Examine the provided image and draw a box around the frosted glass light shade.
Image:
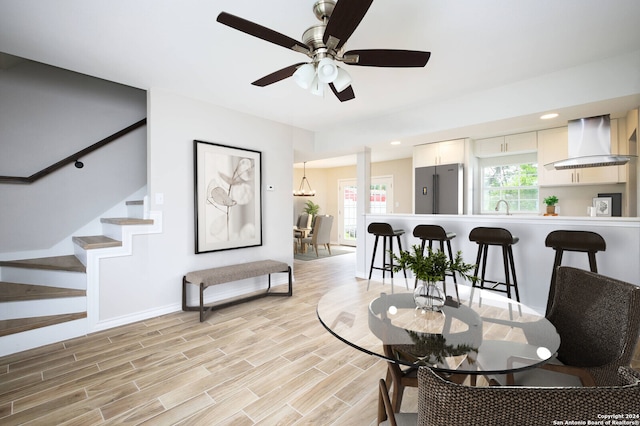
[332,66,352,92]
[293,63,316,89]
[317,57,338,83]
[310,76,325,96]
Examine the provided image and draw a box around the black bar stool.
[367,222,407,281]
[469,227,520,301]
[544,230,606,314]
[413,224,459,300]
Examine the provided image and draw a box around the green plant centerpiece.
[302,200,320,229]
[391,244,476,311]
[544,195,559,214]
[303,200,320,216]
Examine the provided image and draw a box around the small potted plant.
[544,195,559,215]
[390,245,476,311]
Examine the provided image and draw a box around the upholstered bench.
[182,259,292,321]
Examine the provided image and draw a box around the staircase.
[0,199,162,357]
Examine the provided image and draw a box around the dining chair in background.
[293,213,311,238]
[299,215,333,257]
[503,266,640,387]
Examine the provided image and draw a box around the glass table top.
[316,281,560,375]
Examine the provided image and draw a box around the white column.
[356,148,371,278]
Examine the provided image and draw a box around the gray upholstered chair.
[408,366,640,426]
[499,266,640,387]
[300,215,333,257]
[293,213,312,239]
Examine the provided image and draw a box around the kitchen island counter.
[360,214,639,313]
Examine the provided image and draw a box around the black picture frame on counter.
[597,192,622,217]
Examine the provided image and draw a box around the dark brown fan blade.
[323,0,373,51]
[329,83,355,102]
[251,63,306,87]
[343,49,431,67]
[217,12,310,54]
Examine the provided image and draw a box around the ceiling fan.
[216,0,431,102]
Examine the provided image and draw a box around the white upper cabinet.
[537,121,624,186]
[414,139,465,167]
[475,132,537,158]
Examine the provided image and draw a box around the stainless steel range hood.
[545,114,635,170]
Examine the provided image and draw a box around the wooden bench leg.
[182,276,214,322]
[182,276,188,311]
[200,283,204,322]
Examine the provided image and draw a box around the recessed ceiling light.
[540,113,559,120]
[390,140,401,145]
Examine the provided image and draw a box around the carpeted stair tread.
[0,312,86,337]
[0,255,86,272]
[0,282,86,302]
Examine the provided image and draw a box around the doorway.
[338,176,394,246]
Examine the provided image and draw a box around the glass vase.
[414,281,445,311]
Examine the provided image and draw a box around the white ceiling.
[1,0,639,168]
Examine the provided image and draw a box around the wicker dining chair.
[410,366,640,426]
[503,266,640,387]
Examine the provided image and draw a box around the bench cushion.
[185,260,289,287]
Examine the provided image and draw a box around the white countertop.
[377,213,640,224]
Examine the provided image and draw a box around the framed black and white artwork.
[194,140,262,253]
[593,196,612,217]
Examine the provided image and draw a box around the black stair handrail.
[0,118,147,184]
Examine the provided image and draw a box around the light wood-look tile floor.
[1,250,639,425]
[0,251,412,425]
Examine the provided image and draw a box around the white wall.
[97,89,300,322]
[0,60,146,254]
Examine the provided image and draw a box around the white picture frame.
[592,196,612,217]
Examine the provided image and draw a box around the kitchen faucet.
[495,199,511,215]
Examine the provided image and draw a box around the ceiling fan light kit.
[310,77,325,96]
[293,63,316,89]
[293,60,352,97]
[317,57,338,83]
[217,0,430,102]
[332,67,352,92]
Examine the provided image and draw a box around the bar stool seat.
[367,223,407,282]
[413,224,459,299]
[469,227,520,301]
[544,230,606,314]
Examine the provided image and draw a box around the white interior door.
[338,176,393,246]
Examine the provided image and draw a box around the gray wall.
[0,59,146,253]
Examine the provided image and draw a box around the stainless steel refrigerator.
[415,163,463,214]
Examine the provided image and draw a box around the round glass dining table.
[316,281,561,375]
